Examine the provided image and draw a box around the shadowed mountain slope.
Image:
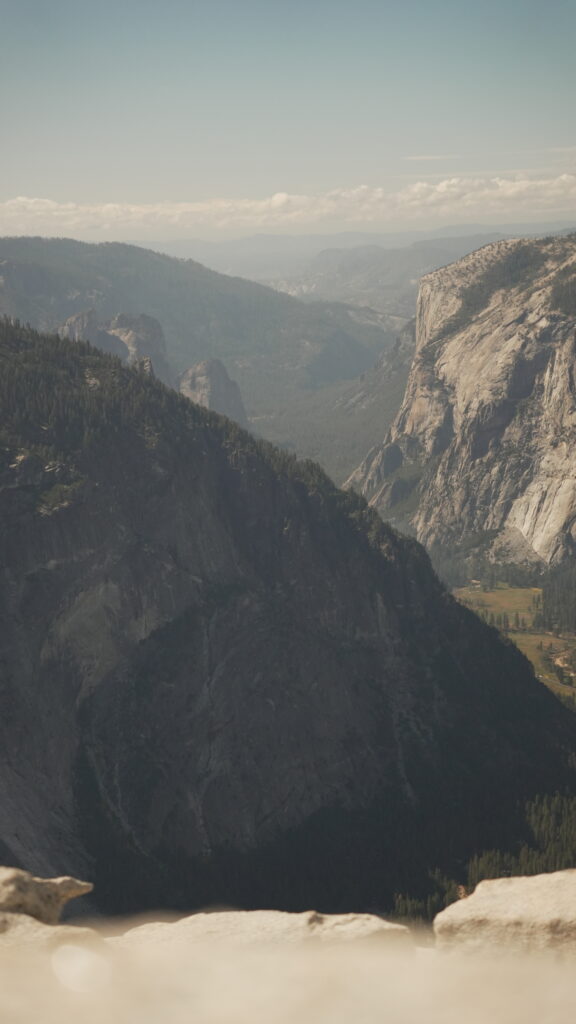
[1,319,576,915]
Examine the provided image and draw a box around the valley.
[454,583,576,701]
[0,234,496,482]
[2,226,576,923]
[2,317,576,919]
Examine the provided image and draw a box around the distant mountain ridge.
[0,235,393,383]
[135,221,576,280]
[269,234,505,315]
[0,235,398,468]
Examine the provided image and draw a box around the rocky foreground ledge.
[2,867,576,1022]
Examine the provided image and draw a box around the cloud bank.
[1,174,575,237]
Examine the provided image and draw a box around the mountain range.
[269,235,505,316]
[0,235,402,476]
[1,317,575,915]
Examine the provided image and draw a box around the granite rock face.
[435,870,576,954]
[1,321,576,915]
[178,358,249,427]
[60,311,173,384]
[348,235,576,564]
[105,314,173,384]
[60,310,128,360]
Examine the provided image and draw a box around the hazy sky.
[2,0,576,238]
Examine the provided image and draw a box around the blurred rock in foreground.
[434,868,576,954]
[112,908,412,949]
[0,867,93,925]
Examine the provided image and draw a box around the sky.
[2,0,576,239]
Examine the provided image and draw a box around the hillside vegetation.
[0,237,399,470]
[2,318,576,919]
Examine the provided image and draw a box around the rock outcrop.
[0,867,95,948]
[348,235,576,565]
[434,870,576,955]
[5,866,576,1020]
[105,314,173,384]
[0,867,92,925]
[178,358,249,427]
[114,909,412,949]
[60,311,173,384]
[2,320,576,916]
[60,311,128,359]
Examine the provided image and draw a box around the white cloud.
[1,173,576,237]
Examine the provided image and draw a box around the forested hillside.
[2,318,576,917]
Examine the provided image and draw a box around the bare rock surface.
[0,911,98,948]
[178,358,249,427]
[1,940,576,1023]
[0,867,93,924]
[348,234,576,564]
[60,310,173,383]
[105,313,173,383]
[59,310,128,359]
[435,869,576,954]
[112,908,412,949]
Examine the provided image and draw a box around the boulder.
[0,866,93,925]
[114,908,413,949]
[178,358,249,427]
[434,870,576,954]
[0,911,98,948]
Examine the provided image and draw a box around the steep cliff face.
[348,236,576,565]
[1,320,576,915]
[178,358,248,427]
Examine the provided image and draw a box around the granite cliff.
[348,235,576,566]
[60,311,173,384]
[1,319,576,916]
[178,358,248,427]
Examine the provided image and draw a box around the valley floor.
[454,584,576,704]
